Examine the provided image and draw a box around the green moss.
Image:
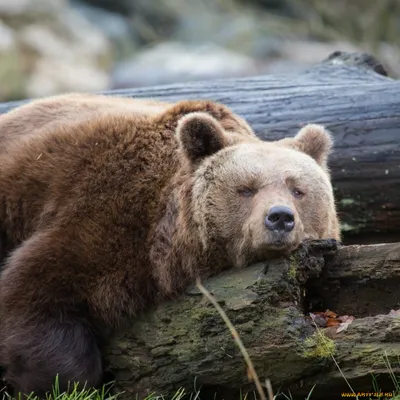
[287,256,297,280]
[340,198,357,206]
[190,306,217,321]
[303,331,336,359]
[0,50,26,101]
[349,344,400,368]
[222,283,236,289]
[340,222,357,232]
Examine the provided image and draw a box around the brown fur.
[0,93,169,143]
[0,94,340,396]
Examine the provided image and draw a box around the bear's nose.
[265,206,295,233]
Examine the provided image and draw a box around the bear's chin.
[234,237,300,268]
[254,234,301,260]
[266,232,298,251]
[259,229,298,250]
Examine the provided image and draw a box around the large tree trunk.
[105,240,400,399]
[0,51,399,241]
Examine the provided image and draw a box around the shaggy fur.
[0,94,340,396]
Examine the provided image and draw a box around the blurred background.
[0,0,399,102]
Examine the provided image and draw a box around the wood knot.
[324,51,388,77]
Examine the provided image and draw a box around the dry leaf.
[310,309,356,331]
[336,316,355,333]
[325,310,338,318]
[326,318,341,327]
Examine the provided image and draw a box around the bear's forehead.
[200,142,330,188]
[228,143,318,172]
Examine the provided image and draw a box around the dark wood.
[307,242,400,318]
[0,52,399,240]
[105,240,400,400]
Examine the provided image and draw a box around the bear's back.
[0,105,180,257]
[0,94,171,147]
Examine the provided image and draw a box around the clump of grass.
[139,386,200,400]
[1,377,119,400]
[1,377,204,400]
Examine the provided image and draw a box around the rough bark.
[105,240,400,400]
[0,52,399,240]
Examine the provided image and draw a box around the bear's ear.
[176,112,228,165]
[292,124,333,168]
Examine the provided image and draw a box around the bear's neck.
[148,173,230,300]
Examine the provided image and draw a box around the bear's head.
[176,112,340,268]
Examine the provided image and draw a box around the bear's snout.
[265,206,295,233]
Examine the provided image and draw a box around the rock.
[0,0,112,101]
[75,0,135,15]
[77,0,178,44]
[70,0,138,59]
[0,20,15,49]
[26,58,109,99]
[0,0,66,17]
[0,21,26,101]
[111,41,261,89]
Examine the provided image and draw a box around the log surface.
[105,240,400,400]
[0,52,399,239]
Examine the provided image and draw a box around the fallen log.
[0,51,399,241]
[105,240,400,400]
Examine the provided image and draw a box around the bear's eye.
[237,187,258,197]
[291,188,304,198]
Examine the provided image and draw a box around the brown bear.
[0,93,340,397]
